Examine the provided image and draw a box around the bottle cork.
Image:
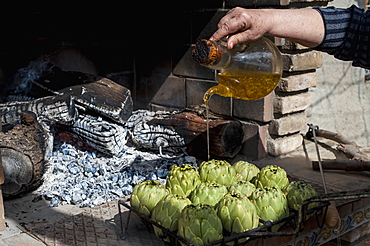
[192,39,222,66]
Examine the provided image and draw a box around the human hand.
[210,7,271,49]
[210,7,324,49]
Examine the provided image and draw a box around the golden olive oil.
[204,71,281,102]
[203,71,281,160]
[205,100,210,160]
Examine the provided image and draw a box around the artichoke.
[233,161,260,182]
[251,187,289,224]
[189,182,228,206]
[199,159,236,186]
[166,164,201,197]
[228,180,256,198]
[284,181,317,210]
[215,191,259,234]
[178,204,223,245]
[254,165,289,190]
[151,194,192,241]
[130,180,168,217]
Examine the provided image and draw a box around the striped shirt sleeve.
[313,5,370,69]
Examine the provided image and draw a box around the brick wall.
[110,0,331,159]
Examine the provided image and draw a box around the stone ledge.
[267,133,303,156]
[269,112,307,136]
[274,92,312,115]
[282,51,322,72]
[277,72,317,92]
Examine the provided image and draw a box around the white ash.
[33,109,196,207]
[35,141,197,207]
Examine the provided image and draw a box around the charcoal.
[35,139,197,207]
[147,172,157,180]
[50,197,60,207]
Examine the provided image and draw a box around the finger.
[211,15,250,42]
[217,8,239,29]
[211,7,244,41]
[210,18,234,41]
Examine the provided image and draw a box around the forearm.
[212,5,370,69]
[265,8,325,48]
[211,7,325,49]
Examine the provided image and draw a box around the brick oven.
[0,1,328,160]
[126,0,327,159]
[3,2,370,246]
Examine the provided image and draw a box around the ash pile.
[0,58,197,207]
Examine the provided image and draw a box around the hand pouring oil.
[193,37,283,160]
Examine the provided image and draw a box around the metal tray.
[118,196,330,246]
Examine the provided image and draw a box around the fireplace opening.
[2,2,370,246]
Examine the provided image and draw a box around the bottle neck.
[204,45,231,70]
[192,39,231,70]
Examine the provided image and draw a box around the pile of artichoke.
[130,160,318,245]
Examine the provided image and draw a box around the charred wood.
[0,112,50,196]
[0,94,77,125]
[59,78,133,125]
[64,114,128,156]
[132,122,186,155]
[7,64,133,125]
[148,109,244,159]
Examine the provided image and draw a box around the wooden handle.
[325,201,340,229]
[312,160,370,172]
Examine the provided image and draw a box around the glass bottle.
[192,37,282,102]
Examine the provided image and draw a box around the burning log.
[59,78,133,125]
[0,94,77,125]
[132,121,186,155]
[148,108,244,159]
[0,112,51,196]
[6,65,133,126]
[2,68,134,156]
[65,114,128,156]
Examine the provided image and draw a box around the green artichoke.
[166,164,201,197]
[233,161,260,182]
[228,180,256,198]
[189,182,228,206]
[151,194,192,241]
[254,165,289,190]
[215,191,259,234]
[251,187,289,224]
[178,204,223,245]
[199,159,236,186]
[284,181,317,211]
[130,180,168,217]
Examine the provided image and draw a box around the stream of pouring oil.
[203,71,281,160]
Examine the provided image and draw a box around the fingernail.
[228,42,234,49]
[210,36,215,41]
